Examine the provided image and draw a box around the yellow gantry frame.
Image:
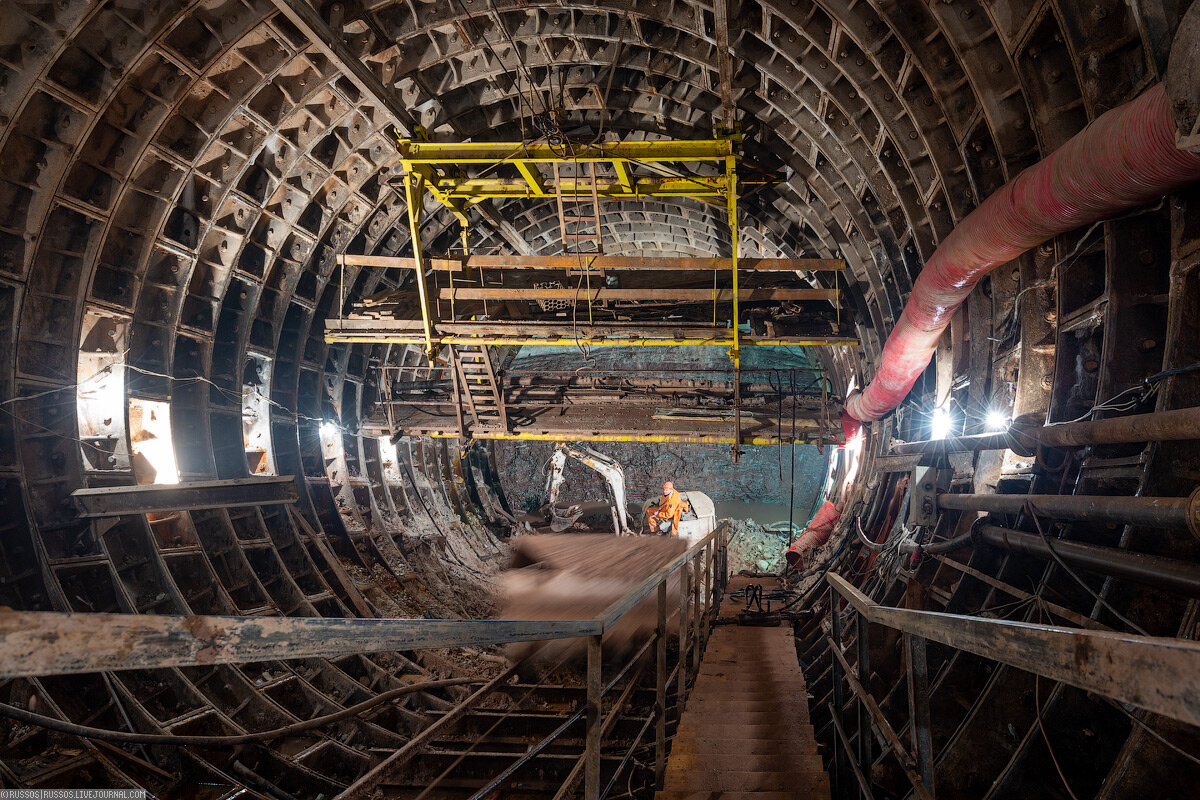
[393,134,745,360]
[393,132,750,455]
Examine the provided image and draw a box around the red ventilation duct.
[785,500,842,569]
[844,83,1200,427]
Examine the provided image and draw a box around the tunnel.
[1,0,1200,798]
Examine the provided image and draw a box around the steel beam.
[655,581,668,789]
[437,286,838,302]
[396,138,735,163]
[938,490,1200,536]
[827,573,1200,728]
[891,406,1200,456]
[0,612,599,678]
[391,429,840,446]
[904,634,935,796]
[72,476,298,518]
[825,633,934,800]
[585,635,603,800]
[337,254,846,272]
[976,524,1200,598]
[829,588,849,799]
[857,615,873,791]
[828,703,876,800]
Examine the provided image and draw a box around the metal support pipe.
[891,406,1200,456]
[679,558,690,714]
[585,634,602,800]
[938,490,1200,537]
[691,552,702,674]
[829,588,849,799]
[655,582,667,789]
[976,524,1200,598]
[856,616,873,793]
[904,635,935,796]
[828,703,877,800]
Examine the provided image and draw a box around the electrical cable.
[593,12,630,144]
[1022,501,1150,636]
[449,0,544,122]
[1101,698,1200,768]
[788,369,796,535]
[0,678,477,747]
[484,0,551,118]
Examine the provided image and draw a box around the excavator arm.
[542,443,633,535]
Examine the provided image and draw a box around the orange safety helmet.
[662,481,675,495]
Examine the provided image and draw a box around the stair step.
[659,576,830,800]
[662,771,828,792]
[656,793,817,800]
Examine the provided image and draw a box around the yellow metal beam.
[402,172,434,356]
[613,160,635,193]
[514,162,549,196]
[398,430,840,446]
[725,152,741,460]
[416,176,727,201]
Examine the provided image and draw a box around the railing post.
[829,587,850,799]
[655,580,667,788]
[720,524,728,599]
[691,551,702,673]
[679,559,690,712]
[857,614,873,796]
[703,542,714,645]
[904,633,935,797]
[586,634,603,800]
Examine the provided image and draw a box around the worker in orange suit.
[647,481,684,535]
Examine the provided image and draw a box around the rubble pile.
[724,517,797,574]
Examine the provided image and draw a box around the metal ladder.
[451,343,508,433]
[553,160,604,268]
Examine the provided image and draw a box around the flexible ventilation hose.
[845,83,1200,428]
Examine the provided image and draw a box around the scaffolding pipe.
[844,83,1200,428]
[891,406,1200,456]
[975,525,1200,598]
[938,491,1200,537]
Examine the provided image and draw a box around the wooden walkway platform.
[657,577,831,800]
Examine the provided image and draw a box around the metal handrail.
[1,525,728,800]
[826,572,1200,727]
[0,523,728,679]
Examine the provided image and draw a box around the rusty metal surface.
[0,0,1193,795]
[71,475,298,517]
[827,573,1200,728]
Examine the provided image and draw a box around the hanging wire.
[1021,501,1150,636]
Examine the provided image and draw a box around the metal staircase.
[451,343,508,434]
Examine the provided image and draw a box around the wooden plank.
[337,254,846,272]
[439,287,837,302]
